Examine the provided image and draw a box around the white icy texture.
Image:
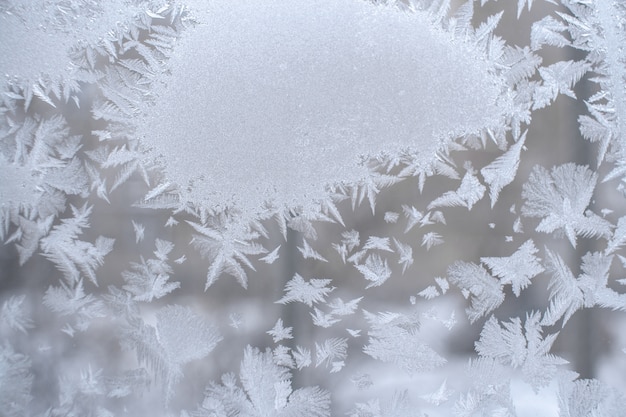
[0,163,38,208]
[0,0,145,81]
[140,0,508,215]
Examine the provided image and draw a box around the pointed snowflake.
[363,310,446,374]
[428,165,486,210]
[267,319,293,343]
[187,216,267,289]
[481,131,527,207]
[481,239,544,296]
[447,261,505,323]
[521,163,612,247]
[475,312,566,388]
[276,274,335,307]
[201,346,330,416]
[355,254,392,288]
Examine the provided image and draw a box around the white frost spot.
[140,0,508,216]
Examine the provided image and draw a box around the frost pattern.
[138,0,508,216]
[2,0,626,416]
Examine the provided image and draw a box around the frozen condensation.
[139,0,509,215]
[0,163,38,208]
[0,0,146,82]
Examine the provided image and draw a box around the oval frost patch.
[139,0,508,215]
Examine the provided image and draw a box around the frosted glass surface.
[2,1,626,416]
